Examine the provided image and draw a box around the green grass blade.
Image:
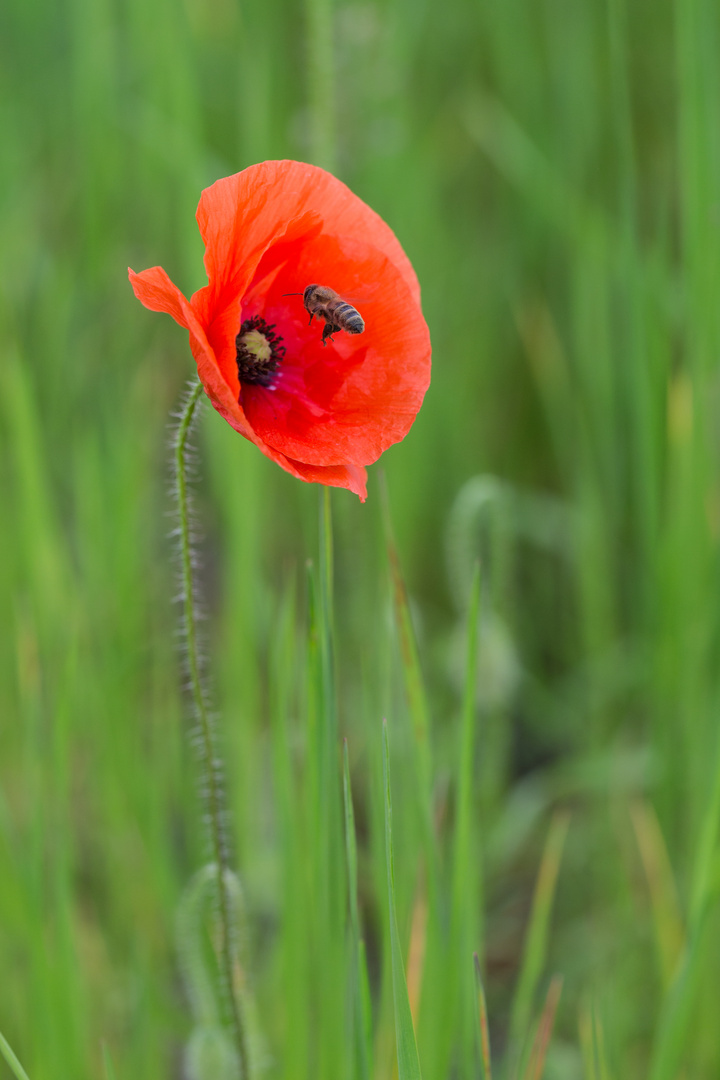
[579,996,612,1080]
[379,477,438,906]
[473,954,492,1080]
[630,800,684,989]
[357,938,373,1080]
[508,812,570,1066]
[688,736,720,931]
[522,974,562,1080]
[648,901,712,1080]
[578,999,599,1080]
[304,490,346,1079]
[318,487,336,734]
[446,564,482,1075]
[380,477,432,793]
[451,563,482,934]
[304,0,335,170]
[102,1043,118,1080]
[342,740,361,944]
[383,720,423,1080]
[343,740,372,1080]
[0,1031,31,1080]
[594,1006,612,1080]
[647,732,720,1077]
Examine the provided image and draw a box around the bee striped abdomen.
[334,302,365,334]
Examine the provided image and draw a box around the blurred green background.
[3,0,720,1076]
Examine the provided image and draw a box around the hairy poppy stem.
[173,378,250,1079]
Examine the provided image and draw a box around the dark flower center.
[236,316,286,388]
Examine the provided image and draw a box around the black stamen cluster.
[235,316,286,388]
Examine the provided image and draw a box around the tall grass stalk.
[507,812,570,1072]
[0,1030,31,1080]
[304,0,335,170]
[447,564,482,1076]
[343,740,373,1080]
[383,719,423,1080]
[173,379,250,1079]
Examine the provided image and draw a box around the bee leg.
[308,313,314,326]
[323,324,343,345]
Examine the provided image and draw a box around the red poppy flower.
[129,160,431,500]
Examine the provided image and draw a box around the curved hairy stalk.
[173,378,250,1079]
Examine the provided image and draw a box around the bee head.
[303,284,319,307]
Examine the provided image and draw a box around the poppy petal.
[196,161,421,310]
[129,266,190,328]
[283,459,368,500]
[239,233,431,466]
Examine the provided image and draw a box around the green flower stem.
[174,378,250,1079]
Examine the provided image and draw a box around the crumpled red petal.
[196,161,421,312]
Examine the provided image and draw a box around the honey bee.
[285,284,365,345]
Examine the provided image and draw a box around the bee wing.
[338,291,376,307]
